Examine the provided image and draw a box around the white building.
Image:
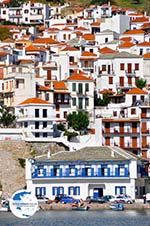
[26,146,148,200]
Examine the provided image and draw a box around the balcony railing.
[125,70,136,77]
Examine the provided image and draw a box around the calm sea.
[0,210,150,226]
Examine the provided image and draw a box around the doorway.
[93,188,103,198]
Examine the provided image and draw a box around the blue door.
[93,188,103,198]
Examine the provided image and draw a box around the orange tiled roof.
[120,37,132,42]
[76,27,88,31]
[100,47,118,54]
[0,51,8,57]
[25,45,45,52]
[137,41,150,47]
[48,28,60,32]
[19,97,50,105]
[99,89,115,94]
[61,46,78,51]
[67,71,93,81]
[81,51,97,57]
[123,29,145,35]
[82,33,95,41]
[127,87,148,95]
[143,53,150,59]
[119,41,135,48]
[33,38,58,45]
[53,81,68,90]
[37,85,51,92]
[132,17,149,23]
[62,27,72,31]
[91,21,101,26]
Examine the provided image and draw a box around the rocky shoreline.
[39,202,150,211]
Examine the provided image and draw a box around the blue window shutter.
[35,187,38,196]
[66,168,69,177]
[52,187,56,196]
[68,187,71,195]
[51,168,54,177]
[75,168,78,176]
[107,168,110,177]
[91,168,94,176]
[115,186,118,195]
[43,169,46,177]
[43,187,46,196]
[115,167,119,177]
[82,168,85,176]
[125,168,128,177]
[74,187,76,195]
[98,168,101,176]
[59,168,62,177]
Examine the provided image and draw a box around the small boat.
[109,203,124,211]
[0,200,10,212]
[72,205,89,211]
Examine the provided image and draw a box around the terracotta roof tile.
[82,33,95,41]
[127,87,148,95]
[137,41,150,47]
[25,45,45,52]
[81,51,97,57]
[37,85,51,92]
[100,47,118,54]
[67,71,93,81]
[99,89,115,94]
[62,27,72,31]
[143,53,150,59]
[53,81,68,90]
[120,37,132,42]
[119,41,135,48]
[76,27,88,31]
[123,29,145,35]
[132,17,149,23]
[19,97,50,105]
[61,46,78,51]
[0,51,8,57]
[33,38,58,45]
[91,21,101,26]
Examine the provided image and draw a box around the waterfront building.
[26,146,148,200]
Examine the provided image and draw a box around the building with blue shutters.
[26,146,148,200]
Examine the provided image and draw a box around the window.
[35,109,39,118]
[69,167,75,176]
[35,121,39,129]
[45,93,49,101]
[56,114,60,118]
[43,133,47,137]
[69,56,74,63]
[131,108,136,115]
[140,49,143,55]
[72,98,76,106]
[43,109,47,118]
[115,186,126,195]
[35,187,46,197]
[101,166,107,176]
[35,133,40,137]
[25,17,28,22]
[72,83,76,91]
[24,9,29,13]
[79,98,83,109]
[85,98,89,107]
[135,63,139,71]
[78,83,83,94]
[109,77,113,84]
[113,111,117,117]
[85,83,89,92]
[63,34,66,40]
[141,95,144,102]
[68,186,80,195]
[119,166,125,176]
[105,37,108,43]
[19,67,22,73]
[102,65,106,71]
[120,63,124,71]
[43,121,47,128]
[24,122,28,128]
[52,187,64,196]
[3,10,6,15]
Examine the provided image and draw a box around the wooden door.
[105,137,110,145]
[47,69,52,80]
[141,122,147,133]
[142,136,147,148]
[120,137,124,148]
[128,77,132,85]
[132,122,137,133]
[105,122,110,133]
[119,122,124,133]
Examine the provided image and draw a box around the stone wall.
[0,141,68,196]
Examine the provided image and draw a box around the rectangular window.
[101,167,107,176]
[35,187,46,197]
[119,167,125,176]
[115,186,126,195]
[120,63,124,71]
[43,109,47,118]
[43,133,47,137]
[52,187,64,196]
[72,98,76,106]
[102,65,106,71]
[35,132,40,137]
[78,83,83,94]
[24,122,28,128]
[68,187,80,196]
[85,83,89,92]
[35,121,39,129]
[131,108,136,115]
[43,121,47,128]
[109,77,113,84]
[85,98,89,107]
[35,109,39,118]
[69,167,75,176]
[72,83,76,91]
[68,187,74,196]
[135,63,139,71]
[79,98,83,109]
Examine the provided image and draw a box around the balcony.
[125,70,136,77]
[116,83,133,89]
[98,71,115,77]
[43,62,57,70]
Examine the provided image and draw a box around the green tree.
[67,111,89,132]
[144,0,150,16]
[94,92,111,106]
[0,27,12,41]
[135,78,147,89]
[0,105,16,128]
